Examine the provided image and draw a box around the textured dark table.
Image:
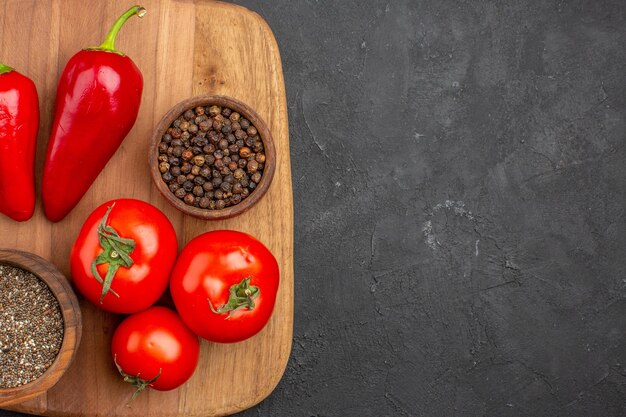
[3,1,626,416]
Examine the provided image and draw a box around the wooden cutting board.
[0,1,293,416]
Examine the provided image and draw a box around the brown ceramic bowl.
[149,95,276,220]
[0,249,82,407]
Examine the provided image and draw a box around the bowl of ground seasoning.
[149,95,276,220]
[0,249,82,406]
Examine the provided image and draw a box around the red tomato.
[170,230,280,343]
[111,306,199,397]
[70,199,178,314]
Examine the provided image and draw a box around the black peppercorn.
[193,186,204,197]
[182,149,193,161]
[159,142,169,153]
[251,172,262,183]
[171,166,181,176]
[199,197,210,208]
[247,160,259,173]
[192,155,205,166]
[177,175,187,185]
[162,172,173,182]
[235,129,247,141]
[199,121,210,132]
[209,105,221,116]
[184,193,195,205]
[183,181,194,192]
[194,176,206,186]
[215,199,226,210]
[233,168,245,179]
[239,147,251,158]
[162,133,173,143]
[181,162,192,174]
[184,110,194,120]
[220,182,232,192]
[169,183,179,192]
[175,188,186,198]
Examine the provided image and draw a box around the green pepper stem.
[97,5,146,53]
[0,64,14,74]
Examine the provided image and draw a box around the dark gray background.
[3,0,626,416]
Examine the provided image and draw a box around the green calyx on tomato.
[90,203,136,302]
[114,354,161,404]
[208,276,260,318]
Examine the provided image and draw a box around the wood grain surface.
[0,1,293,416]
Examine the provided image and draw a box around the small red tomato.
[111,306,199,398]
[70,199,177,314]
[170,230,280,343]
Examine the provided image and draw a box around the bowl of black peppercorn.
[149,95,276,220]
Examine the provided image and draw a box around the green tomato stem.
[90,204,136,302]
[208,277,260,318]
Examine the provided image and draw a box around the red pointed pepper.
[0,64,39,221]
[42,5,146,222]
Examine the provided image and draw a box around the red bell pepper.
[0,64,39,222]
[42,5,146,222]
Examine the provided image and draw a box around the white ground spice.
[0,264,64,388]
